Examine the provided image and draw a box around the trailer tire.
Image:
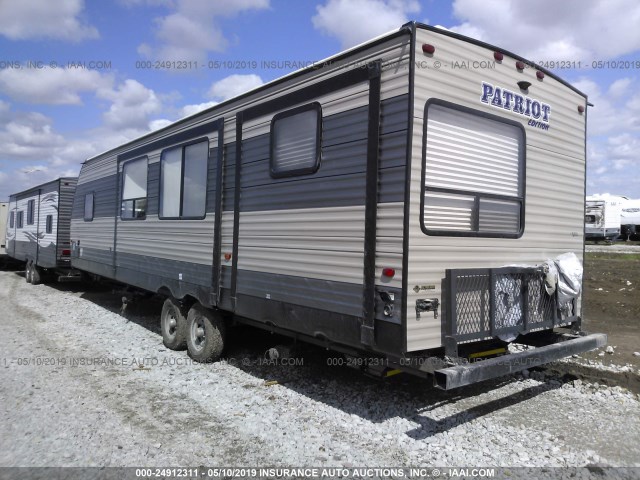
[186,304,225,363]
[31,265,42,285]
[25,262,33,283]
[160,297,188,350]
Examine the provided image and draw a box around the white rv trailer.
[5,178,78,283]
[621,198,640,240]
[68,22,605,389]
[0,202,8,261]
[584,194,623,241]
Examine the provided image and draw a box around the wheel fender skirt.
[434,333,607,390]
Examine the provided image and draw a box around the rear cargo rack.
[444,267,577,357]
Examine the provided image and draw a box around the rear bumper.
[434,333,607,390]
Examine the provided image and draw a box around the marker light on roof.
[422,44,435,54]
[515,61,525,70]
[536,71,545,80]
[494,51,504,61]
[578,105,585,113]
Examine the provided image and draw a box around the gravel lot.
[585,243,640,254]
[1,270,639,472]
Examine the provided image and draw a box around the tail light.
[382,268,395,278]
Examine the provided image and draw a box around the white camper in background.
[620,198,640,240]
[0,202,8,261]
[64,22,605,389]
[5,178,78,282]
[585,194,624,241]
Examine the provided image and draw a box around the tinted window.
[160,147,182,218]
[121,157,148,220]
[271,104,321,177]
[27,199,35,225]
[160,139,208,219]
[182,141,208,217]
[84,193,94,221]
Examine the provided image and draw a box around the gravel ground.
[1,270,639,472]
[585,244,640,253]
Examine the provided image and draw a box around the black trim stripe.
[361,60,382,346]
[35,190,41,265]
[580,99,588,323]
[55,181,61,262]
[401,22,417,353]
[212,119,225,305]
[230,112,243,310]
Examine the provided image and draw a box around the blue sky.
[0,0,639,199]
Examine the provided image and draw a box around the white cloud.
[608,133,640,159]
[0,67,113,105]
[180,101,218,118]
[0,75,171,199]
[207,74,263,101]
[450,0,640,61]
[154,12,228,60]
[572,78,629,137]
[312,0,419,48]
[608,78,632,99]
[0,104,95,171]
[0,111,65,159]
[149,119,173,131]
[98,79,162,130]
[0,72,263,198]
[0,100,10,123]
[118,0,173,6]
[0,0,98,42]
[137,0,270,61]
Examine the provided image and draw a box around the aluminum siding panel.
[116,216,215,265]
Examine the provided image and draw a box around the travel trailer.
[0,202,8,262]
[5,178,78,283]
[64,22,603,389]
[584,194,623,241]
[620,198,640,240]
